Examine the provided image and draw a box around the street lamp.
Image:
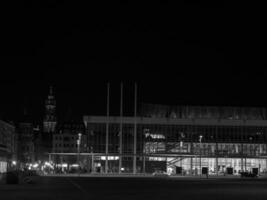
[77,133,82,176]
[199,135,203,176]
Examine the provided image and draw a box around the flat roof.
[83,116,267,127]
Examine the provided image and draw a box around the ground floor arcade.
[47,153,267,176]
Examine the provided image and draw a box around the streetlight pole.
[77,133,82,176]
[90,146,94,173]
[199,135,203,177]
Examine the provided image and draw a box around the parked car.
[2,171,19,184]
[240,172,258,178]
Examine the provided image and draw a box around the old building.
[37,86,58,162]
[0,120,17,173]
[17,121,35,165]
[43,86,57,133]
[51,119,87,168]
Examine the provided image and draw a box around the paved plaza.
[1,175,267,200]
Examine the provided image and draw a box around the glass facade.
[0,160,7,173]
[82,116,267,175]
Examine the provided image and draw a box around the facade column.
[215,142,218,176]
[105,121,109,173]
[241,158,243,172]
[190,127,194,175]
[86,155,90,173]
[214,126,219,176]
[245,157,247,171]
[241,143,244,172]
[199,150,202,176]
[49,154,51,163]
[216,156,219,175]
[91,154,94,173]
[143,154,146,174]
[190,156,193,175]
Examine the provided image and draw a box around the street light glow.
[199,135,203,142]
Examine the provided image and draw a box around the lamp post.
[90,146,94,173]
[77,133,82,176]
[199,135,203,177]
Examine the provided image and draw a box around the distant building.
[33,125,42,161]
[52,121,86,153]
[36,86,57,162]
[17,122,35,165]
[51,120,86,166]
[0,120,17,173]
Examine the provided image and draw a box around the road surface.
[1,176,267,200]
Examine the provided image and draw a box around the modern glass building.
[81,105,267,175]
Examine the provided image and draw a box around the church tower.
[43,86,57,133]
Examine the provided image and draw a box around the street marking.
[67,178,88,195]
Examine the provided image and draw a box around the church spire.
[49,86,53,95]
[43,86,57,133]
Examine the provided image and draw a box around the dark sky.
[0,1,266,123]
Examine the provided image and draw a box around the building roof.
[83,116,267,127]
[139,103,267,120]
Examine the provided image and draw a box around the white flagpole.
[105,82,110,173]
[119,82,123,174]
[133,82,137,174]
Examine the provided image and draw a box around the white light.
[101,156,120,160]
[44,162,54,169]
[114,156,119,160]
[121,167,125,171]
[146,133,165,139]
[33,163,38,168]
[12,161,17,165]
[180,141,183,147]
[62,163,68,167]
[149,157,165,161]
[71,164,79,167]
[199,135,203,142]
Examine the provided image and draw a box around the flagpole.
[119,82,123,174]
[105,83,110,173]
[133,82,137,174]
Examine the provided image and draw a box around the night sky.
[0,1,266,123]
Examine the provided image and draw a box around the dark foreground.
[1,176,267,200]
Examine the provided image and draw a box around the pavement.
[45,173,267,179]
[1,175,267,200]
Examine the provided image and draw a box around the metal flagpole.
[133,83,137,174]
[119,83,123,174]
[105,83,110,173]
